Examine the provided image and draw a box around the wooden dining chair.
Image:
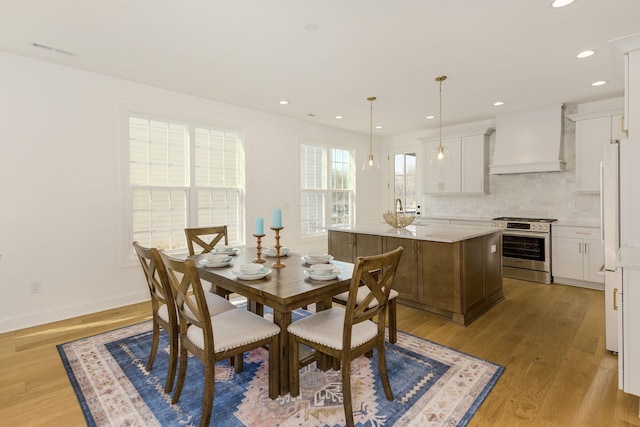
[132,241,179,393]
[160,252,280,427]
[185,225,228,255]
[332,272,399,343]
[287,247,404,427]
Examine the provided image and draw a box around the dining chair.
[133,242,237,393]
[160,252,280,427]
[185,225,228,255]
[132,241,179,393]
[332,272,399,343]
[287,247,404,427]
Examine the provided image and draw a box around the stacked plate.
[263,247,289,257]
[231,266,272,280]
[302,253,333,265]
[198,254,232,268]
[304,263,340,280]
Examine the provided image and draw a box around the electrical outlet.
[30,281,42,294]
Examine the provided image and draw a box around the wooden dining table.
[196,247,354,395]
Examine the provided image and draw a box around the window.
[127,114,245,254]
[300,143,355,236]
[393,153,417,212]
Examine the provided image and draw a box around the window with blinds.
[128,115,244,251]
[300,143,355,236]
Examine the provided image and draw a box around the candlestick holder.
[253,234,266,263]
[270,226,286,268]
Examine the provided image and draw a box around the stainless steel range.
[491,217,557,284]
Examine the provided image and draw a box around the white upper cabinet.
[418,120,493,196]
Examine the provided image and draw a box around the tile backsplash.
[421,113,600,222]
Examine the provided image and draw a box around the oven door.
[501,229,550,272]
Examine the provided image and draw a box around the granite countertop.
[329,222,500,243]
[617,247,640,269]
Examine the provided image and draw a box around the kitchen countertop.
[555,219,600,228]
[617,247,640,270]
[329,222,501,243]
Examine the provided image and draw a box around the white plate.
[263,250,289,257]
[199,259,232,268]
[302,255,334,265]
[232,267,272,280]
[214,248,239,256]
[304,268,340,281]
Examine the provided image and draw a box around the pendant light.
[362,96,380,171]
[430,76,450,166]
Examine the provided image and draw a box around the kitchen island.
[328,223,503,325]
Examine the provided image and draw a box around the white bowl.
[216,245,235,254]
[239,263,263,275]
[310,263,335,275]
[308,252,329,262]
[201,254,227,264]
[267,246,289,255]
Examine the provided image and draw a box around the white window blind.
[128,114,244,251]
[300,143,355,236]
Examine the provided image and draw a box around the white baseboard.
[0,292,150,333]
[552,277,605,291]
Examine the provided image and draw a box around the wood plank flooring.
[1,278,639,426]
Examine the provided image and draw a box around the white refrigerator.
[602,138,630,353]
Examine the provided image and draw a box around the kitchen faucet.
[395,198,403,213]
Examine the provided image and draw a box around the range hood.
[489,104,566,174]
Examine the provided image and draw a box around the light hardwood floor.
[1,278,639,426]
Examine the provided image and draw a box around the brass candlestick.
[271,227,285,269]
[253,234,266,263]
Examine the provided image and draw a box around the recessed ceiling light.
[592,80,607,86]
[551,0,575,8]
[426,115,435,120]
[493,101,505,106]
[375,125,383,129]
[279,100,289,105]
[335,115,343,119]
[576,50,595,59]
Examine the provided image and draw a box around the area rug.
[58,307,503,426]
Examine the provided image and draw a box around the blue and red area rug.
[58,308,503,426]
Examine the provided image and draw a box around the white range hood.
[490,104,566,175]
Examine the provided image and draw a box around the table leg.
[272,309,292,395]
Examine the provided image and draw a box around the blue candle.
[272,209,282,228]
[255,217,264,235]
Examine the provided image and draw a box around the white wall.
[0,52,383,332]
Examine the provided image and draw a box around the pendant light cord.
[435,76,446,150]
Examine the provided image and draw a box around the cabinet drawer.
[553,226,600,239]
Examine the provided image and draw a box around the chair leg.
[377,338,394,401]
[233,354,244,373]
[341,356,355,427]
[171,339,189,404]
[388,299,397,344]
[200,360,215,427]
[164,326,178,393]
[146,320,160,371]
[289,336,300,397]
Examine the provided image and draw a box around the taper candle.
[255,217,264,235]
[272,208,282,228]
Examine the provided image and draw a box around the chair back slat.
[343,247,403,342]
[185,226,228,255]
[160,252,214,347]
[133,242,175,309]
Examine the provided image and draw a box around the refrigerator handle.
[600,160,605,244]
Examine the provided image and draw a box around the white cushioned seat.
[286,306,378,350]
[187,308,280,352]
[159,292,235,323]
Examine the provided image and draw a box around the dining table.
[195,247,354,395]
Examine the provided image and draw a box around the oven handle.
[501,230,549,239]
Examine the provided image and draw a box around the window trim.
[120,104,246,266]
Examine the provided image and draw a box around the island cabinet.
[329,228,503,326]
[327,231,382,263]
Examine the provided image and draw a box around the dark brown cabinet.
[329,230,503,326]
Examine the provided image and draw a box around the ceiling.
[1,0,639,136]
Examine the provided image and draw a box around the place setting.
[213,245,239,256]
[301,252,334,265]
[197,253,233,268]
[263,246,289,257]
[304,262,341,281]
[232,263,272,280]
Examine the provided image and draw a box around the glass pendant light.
[362,96,380,171]
[429,76,451,166]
